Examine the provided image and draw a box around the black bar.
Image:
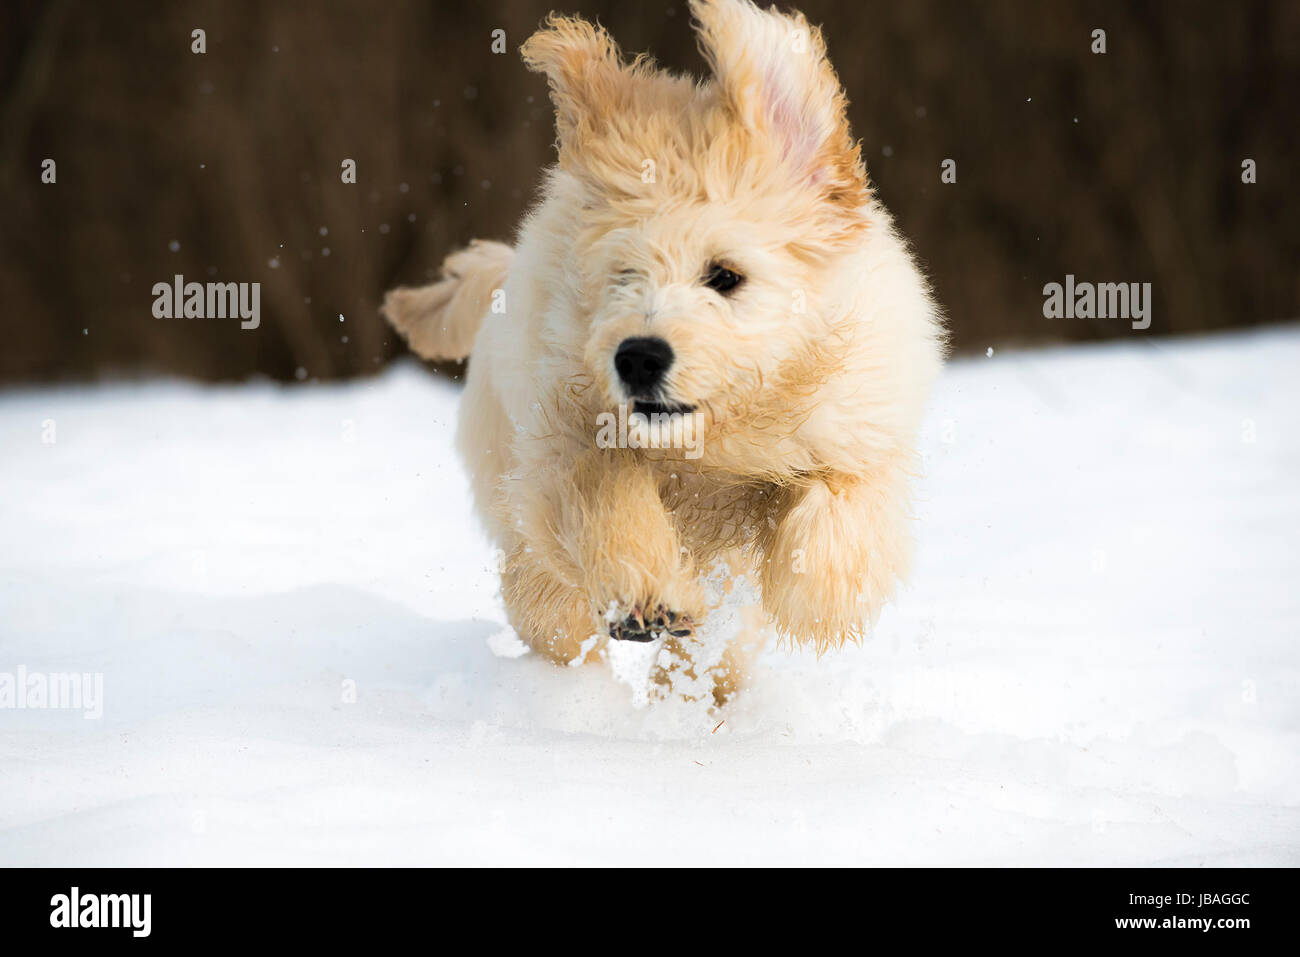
[0,867,1286,945]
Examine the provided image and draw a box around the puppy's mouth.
[631,399,696,416]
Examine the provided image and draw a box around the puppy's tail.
[381,239,513,361]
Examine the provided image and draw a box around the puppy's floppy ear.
[691,0,869,217]
[521,14,631,157]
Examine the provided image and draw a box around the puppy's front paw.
[609,604,694,643]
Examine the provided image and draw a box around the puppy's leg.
[757,460,915,652]
[501,544,604,665]
[569,449,705,639]
[506,444,705,657]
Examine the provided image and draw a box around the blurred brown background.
[1,0,1296,383]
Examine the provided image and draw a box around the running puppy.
[383,0,945,703]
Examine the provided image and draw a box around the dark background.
[1,0,1296,384]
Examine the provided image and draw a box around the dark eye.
[703,263,744,295]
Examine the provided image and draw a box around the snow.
[2,327,1298,865]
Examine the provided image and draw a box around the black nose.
[614,337,674,395]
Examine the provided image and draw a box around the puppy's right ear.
[521,15,628,157]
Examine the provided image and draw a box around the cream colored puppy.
[383,0,945,703]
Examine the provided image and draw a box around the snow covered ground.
[1,327,1297,866]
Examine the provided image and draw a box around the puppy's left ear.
[691,0,869,220]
